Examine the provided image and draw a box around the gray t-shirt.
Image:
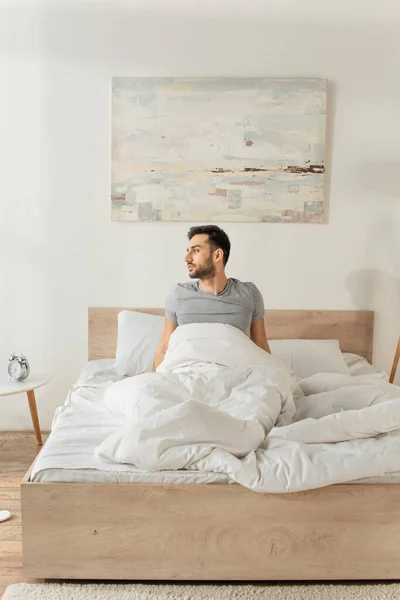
[165,278,265,337]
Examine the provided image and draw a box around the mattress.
[30,356,400,485]
[30,359,231,484]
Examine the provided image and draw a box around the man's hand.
[153,318,178,371]
[250,318,271,354]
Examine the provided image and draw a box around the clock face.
[8,360,22,380]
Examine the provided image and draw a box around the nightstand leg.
[27,389,42,446]
[389,336,400,384]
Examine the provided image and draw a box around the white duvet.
[96,323,400,493]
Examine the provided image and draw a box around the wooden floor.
[0,431,48,598]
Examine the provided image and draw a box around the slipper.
[0,510,11,522]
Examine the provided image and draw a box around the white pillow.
[342,352,379,376]
[269,339,349,381]
[113,310,165,376]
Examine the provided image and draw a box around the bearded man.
[153,225,270,370]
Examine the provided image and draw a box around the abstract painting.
[111,78,327,223]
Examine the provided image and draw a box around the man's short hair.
[188,225,231,266]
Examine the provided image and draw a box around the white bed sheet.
[30,355,400,485]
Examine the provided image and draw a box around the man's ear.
[214,248,223,263]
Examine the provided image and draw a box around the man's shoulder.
[178,281,198,291]
[229,278,260,294]
[168,281,198,298]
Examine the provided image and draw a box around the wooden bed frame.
[21,308,400,581]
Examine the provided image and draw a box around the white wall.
[0,0,399,430]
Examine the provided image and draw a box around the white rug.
[3,582,400,600]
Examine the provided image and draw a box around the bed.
[21,308,400,581]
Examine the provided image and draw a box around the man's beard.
[189,256,216,280]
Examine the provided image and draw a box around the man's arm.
[250,318,271,354]
[250,282,270,353]
[153,318,178,371]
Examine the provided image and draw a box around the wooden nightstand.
[0,375,50,445]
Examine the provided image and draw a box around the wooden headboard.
[88,308,374,363]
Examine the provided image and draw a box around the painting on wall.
[111,77,327,223]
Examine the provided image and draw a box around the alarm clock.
[8,353,30,382]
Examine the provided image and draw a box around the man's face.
[185,234,216,280]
